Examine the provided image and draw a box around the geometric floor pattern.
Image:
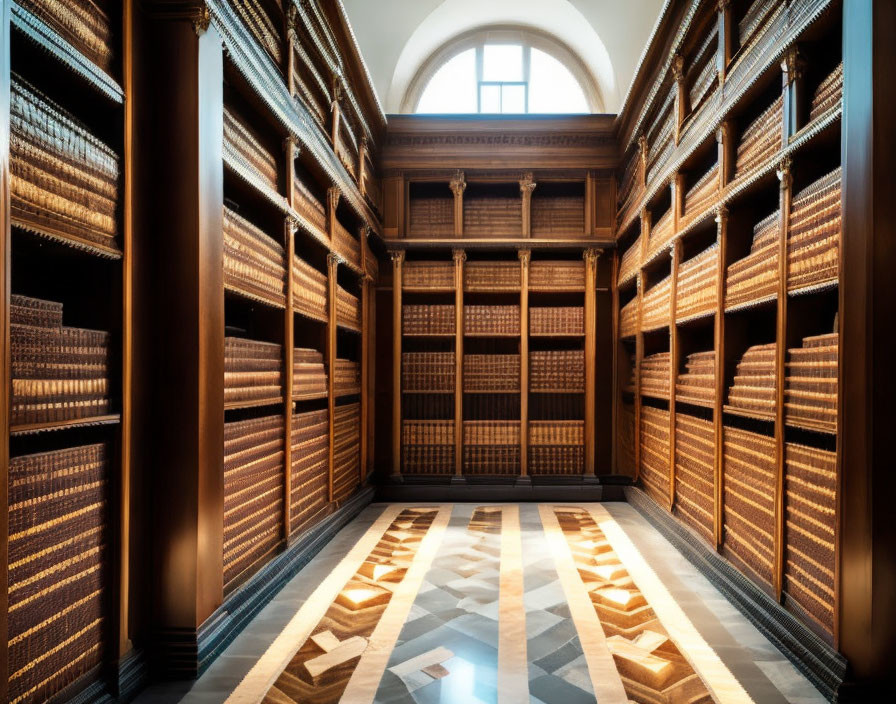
[135,503,830,704]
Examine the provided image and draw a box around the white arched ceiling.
[341,0,666,114]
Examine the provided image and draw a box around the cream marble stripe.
[339,504,453,704]
[225,504,417,704]
[497,504,528,704]
[586,503,756,704]
[537,504,630,704]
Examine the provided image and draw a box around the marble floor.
[134,503,829,704]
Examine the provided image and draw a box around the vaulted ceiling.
[341,0,667,115]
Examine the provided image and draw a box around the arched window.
[409,28,599,114]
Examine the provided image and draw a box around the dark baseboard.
[154,486,375,679]
[375,474,631,502]
[624,486,847,702]
[114,648,150,702]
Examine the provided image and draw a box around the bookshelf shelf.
[10,414,122,437]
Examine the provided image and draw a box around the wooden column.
[713,205,728,550]
[358,136,368,198]
[584,248,601,476]
[282,216,296,536]
[359,228,372,483]
[717,122,733,188]
[716,0,733,83]
[520,172,535,238]
[773,155,793,599]
[633,273,644,481]
[638,135,648,191]
[671,174,684,233]
[453,249,465,478]
[669,242,681,510]
[327,186,340,245]
[519,249,531,480]
[330,75,342,148]
[450,170,465,238]
[326,252,340,502]
[389,250,403,478]
[781,46,807,142]
[672,54,687,143]
[585,171,595,236]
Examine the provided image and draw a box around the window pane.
[480,83,501,113]
[528,48,589,113]
[482,44,523,82]
[416,48,477,113]
[501,84,526,113]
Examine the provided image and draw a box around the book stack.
[336,284,361,331]
[531,196,585,235]
[530,261,585,290]
[810,63,843,122]
[10,76,120,251]
[403,304,455,336]
[402,352,455,391]
[224,105,278,192]
[293,256,328,322]
[617,236,642,285]
[10,294,111,426]
[530,307,584,336]
[676,243,719,321]
[464,354,520,392]
[333,220,361,268]
[529,420,584,474]
[293,176,327,233]
[726,211,779,308]
[293,347,327,398]
[223,207,286,307]
[640,351,671,399]
[20,0,114,72]
[402,420,455,474]
[231,0,283,65]
[333,402,361,501]
[336,121,358,180]
[463,421,521,474]
[725,343,776,418]
[464,305,520,336]
[619,297,639,338]
[683,163,719,223]
[463,197,522,235]
[224,337,283,407]
[223,414,284,589]
[409,196,453,236]
[735,96,783,177]
[785,332,838,431]
[624,361,637,394]
[530,350,584,392]
[7,443,108,704]
[334,358,361,397]
[403,261,454,290]
[647,115,675,184]
[784,442,837,635]
[674,413,715,545]
[646,209,674,260]
[723,426,776,587]
[290,408,330,536]
[618,155,640,214]
[618,403,636,475]
[676,351,716,407]
[465,262,520,291]
[641,275,672,331]
[738,0,775,49]
[787,168,841,291]
[292,51,329,131]
[640,405,671,506]
[688,41,718,110]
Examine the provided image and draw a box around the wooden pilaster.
[326,252,340,502]
[669,242,680,510]
[713,205,728,549]
[450,170,465,238]
[389,250,404,478]
[519,249,531,479]
[584,248,601,476]
[453,248,465,476]
[519,172,535,238]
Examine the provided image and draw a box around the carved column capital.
[144,1,211,33]
[671,54,686,84]
[327,186,341,211]
[327,252,343,269]
[287,4,299,41]
[638,135,649,165]
[717,0,731,11]
[714,204,729,225]
[584,248,602,265]
[359,224,372,240]
[331,75,344,106]
[519,172,537,196]
[389,250,405,265]
[286,216,300,234]
[449,170,466,197]
[777,155,793,189]
[452,248,467,264]
[284,135,299,156]
[716,121,732,144]
[518,249,532,267]
[781,46,807,87]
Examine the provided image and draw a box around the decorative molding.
[449,170,467,197]
[714,204,729,224]
[452,248,467,264]
[327,185,342,211]
[386,133,615,150]
[518,249,532,267]
[584,248,602,265]
[777,155,793,188]
[671,54,686,84]
[519,172,537,196]
[781,45,807,86]
[327,251,344,268]
[389,250,405,265]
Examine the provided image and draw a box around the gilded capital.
[519,172,536,196]
[327,252,343,269]
[776,155,793,188]
[781,46,806,86]
[327,186,341,211]
[714,204,729,225]
[518,249,532,267]
[449,170,466,197]
[671,54,685,83]
[389,250,405,265]
[584,248,602,265]
[452,248,467,264]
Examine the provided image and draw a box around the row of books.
[403,304,455,335]
[530,306,584,336]
[676,350,715,407]
[722,426,776,587]
[11,294,111,426]
[531,350,585,392]
[336,120,359,181]
[735,96,783,177]
[677,243,718,321]
[293,175,327,234]
[333,402,361,502]
[401,260,586,291]
[785,332,837,431]
[530,446,585,474]
[464,354,520,392]
[618,403,637,475]
[402,419,455,473]
[409,197,454,236]
[8,441,109,704]
[640,351,671,399]
[336,284,361,330]
[19,0,114,73]
[292,45,330,132]
[223,414,285,589]
[403,261,454,289]
[224,207,287,307]
[231,0,283,67]
[809,62,843,122]
[725,342,776,418]
[646,115,674,185]
[224,337,283,407]
[465,261,520,291]
[294,255,328,321]
[464,305,520,336]
[531,196,586,234]
[641,275,672,331]
[640,405,671,506]
[787,168,841,291]
[529,420,584,446]
[294,347,327,398]
[224,104,278,194]
[333,219,361,268]
[618,235,642,285]
[402,351,455,391]
[11,76,120,251]
[683,162,719,223]
[334,358,361,396]
[674,413,715,545]
[619,296,639,338]
[688,37,718,110]
[530,260,586,290]
[726,211,779,309]
[738,0,775,50]
[646,209,674,261]
[463,197,523,235]
[290,408,330,535]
